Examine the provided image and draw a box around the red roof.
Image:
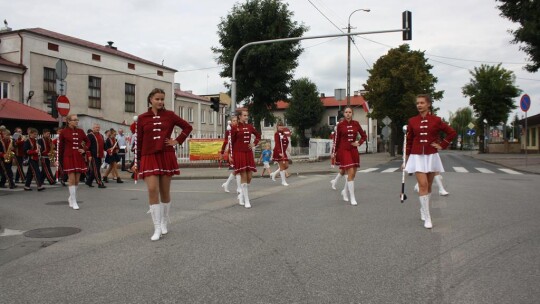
[0,28,176,72]
[0,56,26,69]
[0,99,57,122]
[275,95,366,109]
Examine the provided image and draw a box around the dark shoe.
[9,184,17,189]
[103,177,109,183]
[86,182,94,188]
[24,187,32,191]
[0,185,6,188]
[116,178,124,184]
[60,180,66,186]
[37,187,45,191]
[98,184,107,189]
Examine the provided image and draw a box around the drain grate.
[45,201,83,205]
[24,227,81,238]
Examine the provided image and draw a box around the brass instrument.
[48,138,56,163]
[4,137,15,163]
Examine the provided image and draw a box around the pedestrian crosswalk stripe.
[498,168,523,175]
[358,168,379,173]
[453,167,469,173]
[475,168,494,174]
[382,168,399,173]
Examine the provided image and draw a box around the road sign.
[56,95,70,116]
[381,126,390,138]
[520,94,531,112]
[467,122,475,129]
[334,89,346,101]
[55,59,68,80]
[382,116,392,126]
[466,129,476,136]
[56,80,67,95]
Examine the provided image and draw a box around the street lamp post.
[347,8,370,107]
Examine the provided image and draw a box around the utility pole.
[347,9,370,107]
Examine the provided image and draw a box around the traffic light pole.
[230,27,410,116]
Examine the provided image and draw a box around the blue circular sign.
[520,94,531,112]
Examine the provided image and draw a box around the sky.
[3,0,540,121]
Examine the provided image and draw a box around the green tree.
[497,0,540,72]
[462,64,521,153]
[449,107,475,149]
[212,0,308,130]
[362,44,443,156]
[284,78,325,146]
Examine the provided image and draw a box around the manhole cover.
[45,201,83,205]
[24,227,81,238]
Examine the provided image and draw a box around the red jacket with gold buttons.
[136,108,193,162]
[231,122,260,152]
[58,127,90,160]
[406,113,456,156]
[335,119,367,152]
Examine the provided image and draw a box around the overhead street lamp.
[347,8,370,107]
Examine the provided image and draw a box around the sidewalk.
[466,151,540,174]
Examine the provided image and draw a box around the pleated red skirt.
[233,151,257,174]
[338,148,360,170]
[139,151,180,178]
[62,154,87,173]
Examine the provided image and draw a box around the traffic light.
[210,97,220,112]
[47,95,58,118]
[402,11,412,41]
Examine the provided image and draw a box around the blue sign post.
[466,129,476,136]
[520,94,531,166]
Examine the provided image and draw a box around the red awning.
[0,98,57,122]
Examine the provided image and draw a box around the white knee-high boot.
[69,186,79,210]
[341,181,349,202]
[270,169,280,182]
[160,202,170,235]
[280,171,289,186]
[330,173,342,190]
[419,195,432,229]
[434,175,449,196]
[236,175,241,194]
[148,204,162,241]
[347,181,357,206]
[237,183,245,206]
[414,183,419,193]
[68,186,74,207]
[222,173,234,193]
[242,183,251,208]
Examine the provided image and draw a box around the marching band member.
[220,116,240,193]
[269,121,290,186]
[59,114,90,209]
[13,127,26,183]
[23,128,45,191]
[333,107,367,206]
[134,88,192,241]
[0,128,16,189]
[329,119,348,196]
[103,129,123,183]
[38,129,56,185]
[404,94,456,229]
[231,109,261,208]
[86,123,106,188]
[52,127,67,186]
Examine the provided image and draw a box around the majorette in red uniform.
[231,112,261,209]
[136,108,192,178]
[404,95,456,229]
[333,107,367,206]
[220,117,240,194]
[13,130,26,182]
[135,88,193,242]
[59,116,90,210]
[269,123,291,186]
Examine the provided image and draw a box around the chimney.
[320,93,325,98]
[174,83,181,91]
[105,41,117,50]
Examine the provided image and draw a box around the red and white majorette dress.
[272,129,290,162]
[404,113,456,173]
[231,122,260,174]
[335,119,367,170]
[59,127,90,173]
[220,128,234,168]
[136,108,193,178]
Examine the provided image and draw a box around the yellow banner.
[189,139,223,161]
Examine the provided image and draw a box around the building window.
[201,110,206,124]
[88,76,101,108]
[125,83,135,112]
[0,81,9,98]
[48,43,59,52]
[128,63,135,70]
[209,110,214,124]
[157,70,164,76]
[328,116,337,126]
[43,67,56,102]
[92,54,101,61]
[178,106,184,119]
[187,108,193,122]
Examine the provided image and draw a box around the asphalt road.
[0,155,539,304]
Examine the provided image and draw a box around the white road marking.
[453,167,468,173]
[381,168,399,173]
[475,167,494,174]
[0,228,25,237]
[498,168,523,175]
[358,168,379,173]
